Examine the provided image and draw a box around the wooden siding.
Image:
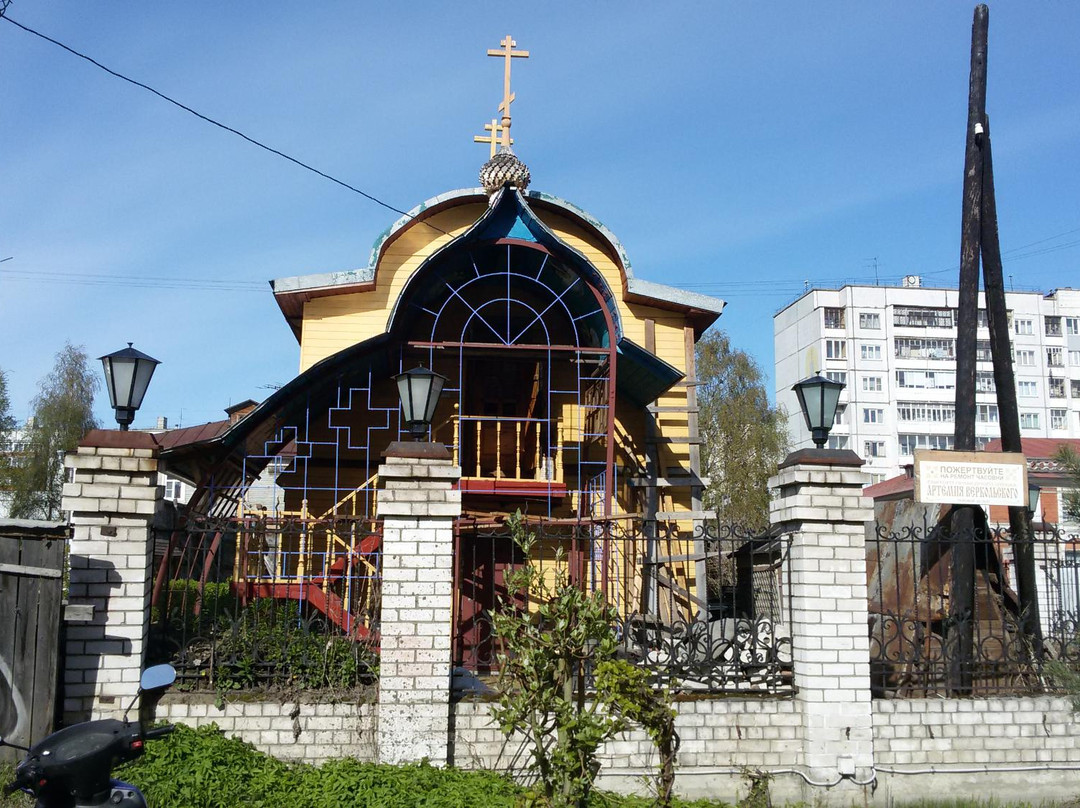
[293,197,700,520]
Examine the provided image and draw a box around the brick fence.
[61,436,1080,805]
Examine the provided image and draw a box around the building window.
[1070,350,1080,367]
[894,337,955,360]
[826,339,847,360]
[1020,412,1040,430]
[1018,380,1038,398]
[864,441,886,458]
[861,344,882,361]
[862,375,883,392]
[976,371,996,393]
[164,480,185,501]
[1072,379,1080,398]
[977,309,988,328]
[893,306,956,328]
[1046,316,1063,337]
[899,434,955,455]
[859,312,881,329]
[1048,347,1064,367]
[1050,377,1066,398]
[1068,317,1080,336]
[827,435,849,451]
[1014,318,1034,336]
[897,402,955,423]
[834,405,846,426]
[825,371,847,385]
[975,340,993,362]
[896,370,955,390]
[1051,409,1068,430]
[863,408,884,424]
[977,404,999,424]
[824,307,846,329]
[1016,349,1036,367]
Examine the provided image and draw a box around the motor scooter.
[1,664,176,808]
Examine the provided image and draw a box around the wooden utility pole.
[948,4,989,695]
[980,115,1043,655]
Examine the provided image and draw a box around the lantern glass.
[792,374,845,448]
[1028,482,1041,516]
[99,343,160,430]
[394,366,447,438]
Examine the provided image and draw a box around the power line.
[1,15,450,235]
[0,266,266,292]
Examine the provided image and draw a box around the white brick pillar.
[61,431,162,724]
[375,443,461,765]
[768,449,875,784]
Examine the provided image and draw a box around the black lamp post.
[100,343,160,430]
[792,373,845,449]
[394,365,447,440]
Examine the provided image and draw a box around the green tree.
[696,330,788,528]
[0,368,15,446]
[0,369,17,511]
[4,343,99,520]
[1054,444,1080,523]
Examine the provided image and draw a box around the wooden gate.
[0,520,67,762]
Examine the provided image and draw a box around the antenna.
[865,257,880,285]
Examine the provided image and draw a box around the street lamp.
[792,373,845,449]
[394,365,447,440]
[100,343,160,431]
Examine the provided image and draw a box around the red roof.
[864,473,914,501]
[156,419,231,450]
[982,437,1080,459]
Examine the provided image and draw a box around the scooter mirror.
[140,664,177,692]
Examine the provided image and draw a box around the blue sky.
[2,3,1078,428]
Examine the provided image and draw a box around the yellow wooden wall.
[294,199,697,516]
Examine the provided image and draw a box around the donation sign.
[914,450,1027,507]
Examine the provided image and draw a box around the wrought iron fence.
[452,517,793,695]
[868,512,1080,698]
[147,515,381,693]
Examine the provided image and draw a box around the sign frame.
[914,449,1028,507]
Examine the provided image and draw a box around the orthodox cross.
[487,35,528,150]
[473,119,512,158]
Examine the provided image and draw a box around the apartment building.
[774,279,1080,483]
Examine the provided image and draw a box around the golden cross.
[487,35,528,150]
[473,118,513,158]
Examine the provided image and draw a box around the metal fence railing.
[868,515,1080,698]
[452,518,793,695]
[147,515,381,693]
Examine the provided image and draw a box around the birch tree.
[3,344,99,519]
[696,330,788,528]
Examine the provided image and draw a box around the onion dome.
[479,150,531,195]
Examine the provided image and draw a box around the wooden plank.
[0,562,63,579]
[653,510,716,521]
[647,405,699,414]
[0,536,22,763]
[18,535,47,751]
[645,437,702,445]
[32,536,64,748]
[10,537,38,752]
[654,570,709,610]
[644,553,708,565]
[629,476,711,488]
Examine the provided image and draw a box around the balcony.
[438,414,569,498]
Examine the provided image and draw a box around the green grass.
[7,736,1079,808]
[0,762,32,808]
